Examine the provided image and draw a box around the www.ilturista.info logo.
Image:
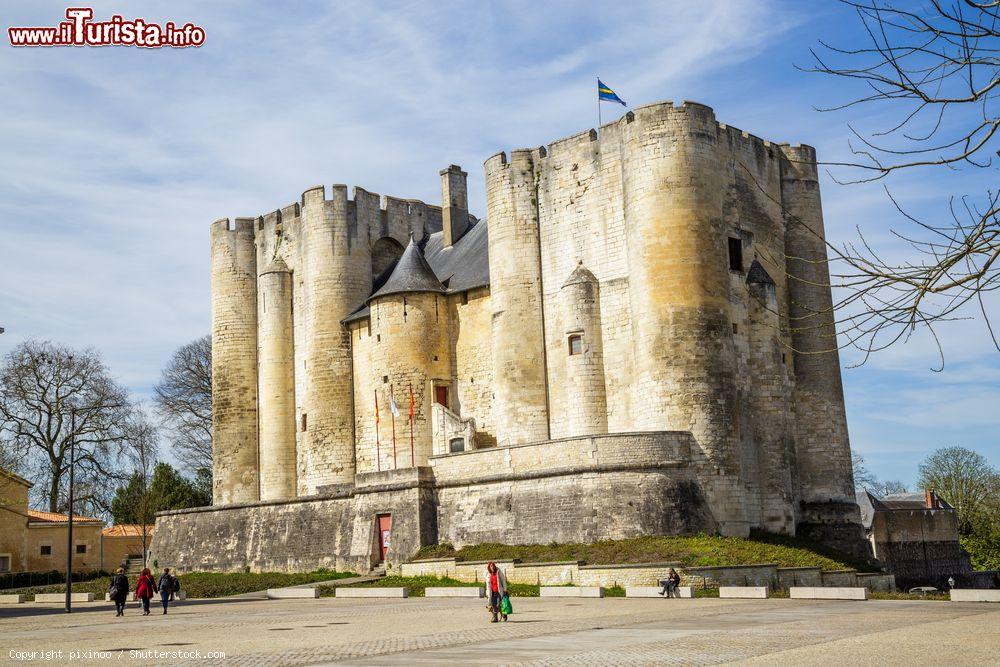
[8,8,205,48]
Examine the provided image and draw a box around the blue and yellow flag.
[598,79,626,106]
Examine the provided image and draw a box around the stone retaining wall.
[400,558,895,591]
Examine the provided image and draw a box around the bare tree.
[853,452,879,490]
[117,410,158,565]
[803,1,999,364]
[153,335,212,475]
[878,479,909,495]
[0,340,142,515]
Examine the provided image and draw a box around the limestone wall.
[0,478,29,572]
[447,288,495,445]
[430,433,716,547]
[152,468,435,574]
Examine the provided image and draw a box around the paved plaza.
[1,596,998,665]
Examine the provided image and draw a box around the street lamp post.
[65,407,77,613]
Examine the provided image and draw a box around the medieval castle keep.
[152,100,868,572]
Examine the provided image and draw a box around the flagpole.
[597,77,602,133]
[374,390,381,472]
[390,385,397,469]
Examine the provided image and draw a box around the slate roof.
[344,218,490,323]
[746,259,775,286]
[856,489,954,528]
[367,236,446,302]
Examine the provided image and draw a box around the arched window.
[568,334,583,356]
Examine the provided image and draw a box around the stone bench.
[539,586,604,598]
[0,594,26,604]
[35,593,93,603]
[625,586,693,598]
[335,587,408,598]
[267,587,320,599]
[104,591,187,601]
[425,587,484,598]
[719,586,769,599]
[950,589,1000,603]
[790,587,867,600]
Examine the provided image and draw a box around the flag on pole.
[389,390,400,418]
[598,79,626,106]
[374,390,380,425]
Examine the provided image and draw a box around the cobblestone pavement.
[1,596,997,665]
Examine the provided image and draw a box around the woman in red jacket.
[135,567,158,616]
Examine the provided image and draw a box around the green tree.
[917,447,999,533]
[918,446,1000,571]
[112,462,211,525]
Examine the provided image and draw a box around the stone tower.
[779,145,855,504]
[297,185,373,494]
[485,149,550,446]
[210,217,259,505]
[618,102,747,535]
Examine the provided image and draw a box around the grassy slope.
[414,532,870,571]
[8,569,358,599]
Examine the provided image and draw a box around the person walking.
[109,568,129,617]
[135,567,157,616]
[157,568,176,615]
[484,561,508,623]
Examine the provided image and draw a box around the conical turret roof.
[746,259,775,286]
[562,261,598,288]
[368,236,446,303]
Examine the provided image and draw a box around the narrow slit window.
[568,334,583,356]
[301,413,308,432]
[728,237,743,272]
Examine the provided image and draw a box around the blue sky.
[1,0,997,487]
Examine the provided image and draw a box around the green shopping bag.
[500,594,513,615]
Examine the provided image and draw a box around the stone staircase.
[124,557,145,573]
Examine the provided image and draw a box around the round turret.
[365,239,451,469]
[257,256,297,500]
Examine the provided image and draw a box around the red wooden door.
[377,514,392,561]
[434,386,448,408]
